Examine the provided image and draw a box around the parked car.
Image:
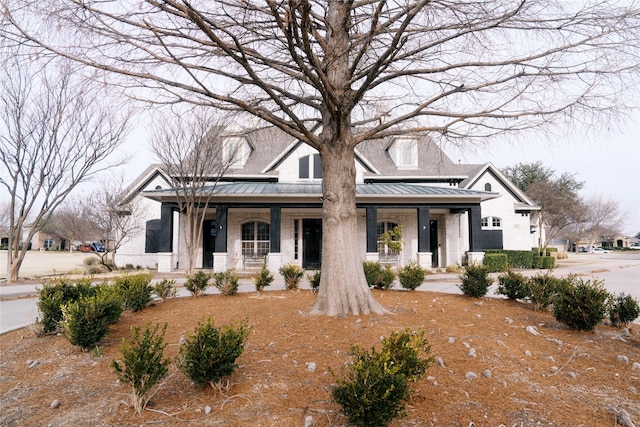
[77,242,105,253]
[591,247,609,254]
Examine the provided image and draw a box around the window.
[492,217,502,228]
[145,219,161,253]
[390,137,418,168]
[481,217,489,227]
[241,221,270,256]
[376,222,400,256]
[298,154,322,180]
[481,216,502,229]
[484,183,492,191]
[224,136,251,167]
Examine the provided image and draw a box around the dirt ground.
[1,285,639,427]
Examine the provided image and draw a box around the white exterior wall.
[468,173,536,251]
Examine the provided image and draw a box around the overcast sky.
[443,110,640,236]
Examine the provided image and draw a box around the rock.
[448,337,455,344]
[615,408,636,427]
[465,371,478,381]
[463,342,471,348]
[482,369,492,378]
[505,317,514,324]
[617,355,630,364]
[306,362,316,372]
[268,341,276,348]
[567,371,577,379]
[525,350,532,357]
[436,356,445,368]
[467,348,477,358]
[427,376,436,381]
[525,326,541,336]
[204,405,212,415]
[632,362,640,371]
[50,399,61,409]
[178,335,186,344]
[304,415,316,427]
[628,386,637,394]
[28,360,40,369]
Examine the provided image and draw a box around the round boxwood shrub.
[398,262,426,290]
[553,278,610,331]
[496,270,530,300]
[363,261,395,290]
[61,295,112,350]
[114,273,154,312]
[609,293,640,327]
[458,264,491,298]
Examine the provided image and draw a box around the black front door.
[203,220,216,269]
[302,219,322,269]
[430,220,438,268]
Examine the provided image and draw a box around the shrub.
[398,262,426,290]
[112,322,170,414]
[153,279,177,301]
[609,293,640,327]
[179,317,250,390]
[553,278,610,331]
[61,295,112,350]
[252,264,274,292]
[114,273,154,312]
[213,270,240,295]
[458,264,491,298]
[93,283,125,324]
[485,250,534,268]
[279,264,304,291]
[445,264,463,273]
[36,278,96,334]
[306,270,321,293]
[84,257,100,266]
[363,261,395,290]
[185,270,211,296]
[496,270,530,300]
[526,273,563,311]
[483,253,508,273]
[331,329,433,427]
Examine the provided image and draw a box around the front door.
[302,219,322,269]
[203,220,216,269]
[430,220,438,268]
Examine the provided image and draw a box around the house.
[115,127,541,273]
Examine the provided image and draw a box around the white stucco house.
[115,127,541,273]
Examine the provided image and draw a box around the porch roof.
[142,182,499,203]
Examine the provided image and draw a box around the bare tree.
[88,177,147,270]
[6,1,639,314]
[580,194,625,250]
[0,201,10,242]
[39,195,97,253]
[0,52,131,282]
[148,108,238,274]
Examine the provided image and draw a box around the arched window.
[481,217,502,229]
[299,154,322,180]
[481,217,489,228]
[376,222,400,256]
[492,217,502,228]
[241,221,270,256]
[484,183,492,191]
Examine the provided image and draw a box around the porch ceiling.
[141,182,499,204]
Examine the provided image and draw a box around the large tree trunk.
[310,139,387,316]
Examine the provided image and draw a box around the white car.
[591,247,609,254]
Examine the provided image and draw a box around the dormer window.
[224,136,251,167]
[299,154,322,180]
[389,137,418,169]
[484,183,492,191]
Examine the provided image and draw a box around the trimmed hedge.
[533,254,556,269]
[483,253,508,273]
[485,250,534,268]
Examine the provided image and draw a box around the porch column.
[417,206,432,269]
[467,205,485,265]
[157,203,174,273]
[213,205,228,272]
[268,206,282,270]
[365,207,379,261]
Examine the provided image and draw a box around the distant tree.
[39,196,97,252]
[148,108,238,274]
[0,51,131,282]
[0,202,10,241]
[503,162,585,251]
[580,195,624,250]
[7,1,640,314]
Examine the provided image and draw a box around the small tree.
[458,264,491,298]
[112,323,170,414]
[185,270,211,297]
[252,263,274,292]
[398,262,426,291]
[279,264,305,291]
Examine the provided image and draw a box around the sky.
[115,110,640,236]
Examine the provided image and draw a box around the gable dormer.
[224,135,252,168]
[387,136,418,169]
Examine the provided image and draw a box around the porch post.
[157,203,174,273]
[417,206,433,269]
[467,205,485,265]
[213,205,228,272]
[268,206,282,270]
[365,207,379,262]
